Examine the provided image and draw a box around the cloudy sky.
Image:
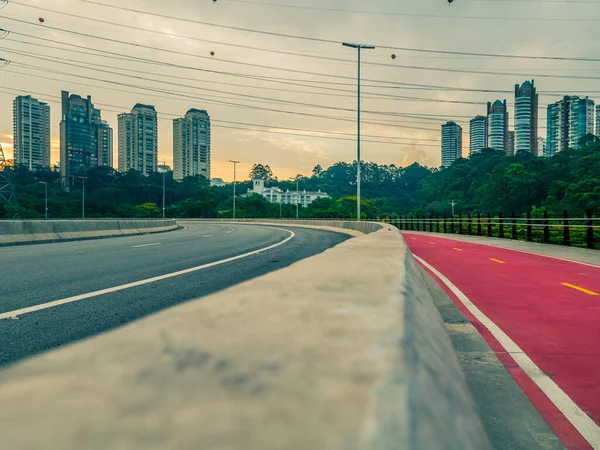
[1,0,599,181]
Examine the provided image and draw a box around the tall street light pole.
[229,160,240,219]
[289,177,299,219]
[343,42,374,221]
[39,181,48,220]
[160,160,167,219]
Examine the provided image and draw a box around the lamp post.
[289,177,299,219]
[342,42,375,221]
[159,160,167,219]
[39,181,48,220]
[229,160,240,219]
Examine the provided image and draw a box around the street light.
[229,160,240,219]
[342,42,375,221]
[289,177,299,219]
[39,181,48,220]
[159,160,167,219]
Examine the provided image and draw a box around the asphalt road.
[0,222,348,368]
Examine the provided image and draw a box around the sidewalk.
[402,231,600,266]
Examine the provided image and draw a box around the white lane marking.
[413,254,600,448]
[226,231,232,234]
[203,235,213,238]
[0,229,296,321]
[133,243,161,248]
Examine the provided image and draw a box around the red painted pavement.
[404,233,600,450]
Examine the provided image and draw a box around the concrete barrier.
[0,219,178,246]
[0,222,490,449]
[180,218,385,235]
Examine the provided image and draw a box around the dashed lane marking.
[561,283,599,296]
[489,258,506,264]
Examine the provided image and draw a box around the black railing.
[378,210,600,249]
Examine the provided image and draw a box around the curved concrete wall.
[0,219,178,246]
[0,222,490,449]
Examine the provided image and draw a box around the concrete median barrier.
[0,219,178,246]
[0,221,490,449]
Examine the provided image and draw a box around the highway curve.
[0,222,348,368]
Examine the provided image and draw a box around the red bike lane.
[403,233,600,450]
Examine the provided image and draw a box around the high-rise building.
[538,138,547,157]
[514,80,539,155]
[469,115,487,155]
[596,105,600,137]
[12,95,51,170]
[173,109,211,180]
[508,131,515,156]
[546,96,594,157]
[97,121,113,167]
[487,100,509,153]
[60,91,112,184]
[118,104,158,175]
[441,121,462,168]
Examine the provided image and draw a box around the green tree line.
[2,138,599,219]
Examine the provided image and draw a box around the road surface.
[0,222,348,368]
[404,232,600,450]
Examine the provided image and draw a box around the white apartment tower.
[118,104,158,175]
[173,109,211,181]
[13,95,51,170]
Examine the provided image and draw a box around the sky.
[1,0,600,181]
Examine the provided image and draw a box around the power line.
[0,86,440,147]
[0,67,448,133]
[4,15,600,91]
[10,0,600,63]
[225,0,600,21]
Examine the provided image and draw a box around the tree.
[248,164,277,183]
[312,165,324,178]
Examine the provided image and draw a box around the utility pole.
[343,42,375,221]
[159,160,167,219]
[39,181,48,220]
[450,200,457,217]
[229,160,240,219]
[289,177,299,219]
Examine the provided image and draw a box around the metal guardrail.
[376,210,600,249]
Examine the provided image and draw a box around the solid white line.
[0,229,296,321]
[133,243,161,248]
[203,235,213,238]
[413,254,600,449]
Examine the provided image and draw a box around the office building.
[12,95,51,170]
[508,131,515,156]
[441,121,462,168]
[596,105,600,137]
[60,91,112,185]
[173,109,211,181]
[514,80,539,155]
[487,100,509,153]
[469,115,487,155]
[118,104,158,175]
[546,96,595,157]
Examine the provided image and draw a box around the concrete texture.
[182,218,385,235]
[0,224,489,449]
[0,219,178,246]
